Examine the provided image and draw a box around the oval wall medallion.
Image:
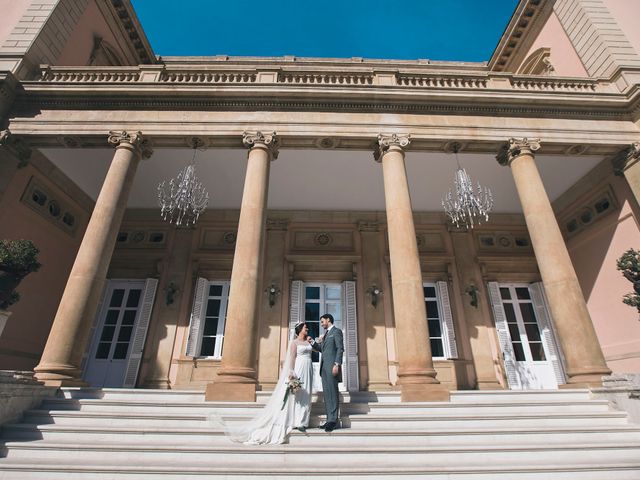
[314,232,332,246]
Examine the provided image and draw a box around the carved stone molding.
[357,220,380,232]
[612,143,640,176]
[107,130,153,159]
[266,218,289,231]
[495,137,541,166]
[373,133,411,162]
[242,131,280,159]
[0,129,32,166]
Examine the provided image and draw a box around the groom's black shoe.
[324,422,336,432]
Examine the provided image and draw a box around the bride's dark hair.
[294,323,306,336]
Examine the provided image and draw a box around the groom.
[311,313,344,432]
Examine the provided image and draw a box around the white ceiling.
[41,148,602,213]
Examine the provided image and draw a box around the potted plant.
[616,248,640,315]
[0,239,41,337]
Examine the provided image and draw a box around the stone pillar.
[205,131,278,401]
[358,221,392,390]
[375,134,449,401]
[612,143,640,208]
[449,229,503,389]
[496,138,611,387]
[34,131,152,386]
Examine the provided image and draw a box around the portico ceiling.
[41,147,602,214]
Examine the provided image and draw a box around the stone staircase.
[1,388,639,479]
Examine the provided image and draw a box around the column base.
[33,363,86,387]
[561,368,611,389]
[400,383,450,402]
[205,382,256,401]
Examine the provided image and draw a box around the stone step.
[20,407,628,430]
[1,461,639,480]
[2,441,640,469]
[3,423,640,447]
[38,397,613,416]
[450,390,592,403]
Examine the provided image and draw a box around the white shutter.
[488,282,520,389]
[289,280,304,339]
[186,277,208,357]
[436,281,458,359]
[81,282,109,377]
[123,278,158,388]
[529,282,566,386]
[342,281,359,392]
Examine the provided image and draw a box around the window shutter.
[123,278,158,388]
[342,280,359,392]
[436,281,458,359]
[186,277,208,357]
[81,283,108,377]
[289,280,304,339]
[529,282,566,386]
[488,282,520,389]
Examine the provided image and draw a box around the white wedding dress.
[217,339,313,445]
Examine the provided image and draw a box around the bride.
[218,322,314,445]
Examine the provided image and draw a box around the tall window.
[187,280,230,359]
[423,283,445,358]
[499,285,546,362]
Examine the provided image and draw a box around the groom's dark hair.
[320,313,334,324]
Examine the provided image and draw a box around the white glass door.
[84,280,145,387]
[303,283,345,392]
[498,284,558,389]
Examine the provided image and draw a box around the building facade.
[1,0,639,402]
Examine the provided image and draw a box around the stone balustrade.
[33,64,611,94]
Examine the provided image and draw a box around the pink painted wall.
[0,0,31,47]
[56,0,128,66]
[567,176,640,373]
[523,11,588,77]
[0,164,88,370]
[606,0,640,57]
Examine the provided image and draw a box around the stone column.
[496,138,611,387]
[375,134,449,401]
[205,131,278,401]
[34,131,152,386]
[612,143,640,207]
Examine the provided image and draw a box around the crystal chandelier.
[157,139,209,226]
[441,144,493,229]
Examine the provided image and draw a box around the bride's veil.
[210,333,296,444]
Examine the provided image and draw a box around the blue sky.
[131,0,519,62]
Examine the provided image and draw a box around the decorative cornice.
[242,131,280,159]
[496,137,541,166]
[0,129,32,167]
[107,130,153,159]
[374,133,411,162]
[109,0,155,64]
[612,143,640,176]
[14,93,629,121]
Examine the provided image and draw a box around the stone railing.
[511,78,597,93]
[34,65,610,94]
[278,72,373,85]
[397,74,488,89]
[159,71,258,84]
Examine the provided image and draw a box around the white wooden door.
[84,279,156,388]
[489,283,560,390]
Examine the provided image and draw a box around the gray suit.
[313,325,344,425]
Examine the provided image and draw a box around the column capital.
[374,133,411,162]
[612,142,640,176]
[496,137,541,166]
[242,131,279,160]
[0,129,32,167]
[107,130,153,159]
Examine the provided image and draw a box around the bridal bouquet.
[281,377,302,410]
